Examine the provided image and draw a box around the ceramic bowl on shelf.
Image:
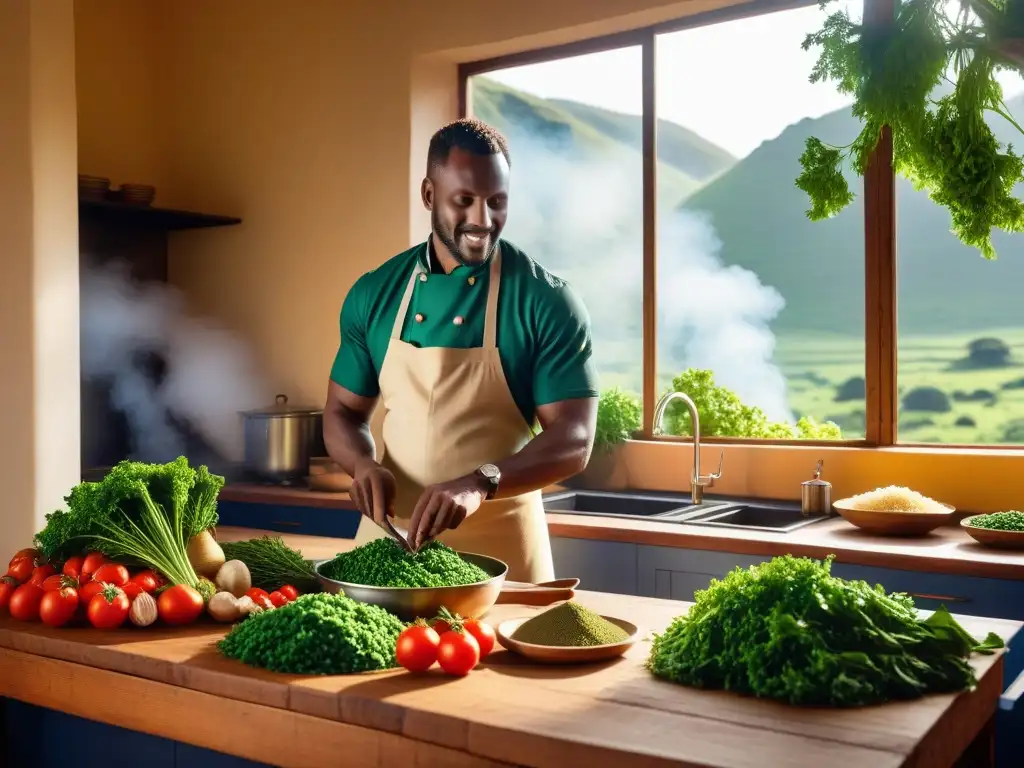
[960,516,1024,550]
[832,497,956,536]
[495,615,639,664]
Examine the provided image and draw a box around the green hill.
[471,77,736,207]
[681,94,1024,336]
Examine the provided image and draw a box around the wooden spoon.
[495,578,580,606]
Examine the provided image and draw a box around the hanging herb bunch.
[796,0,1024,259]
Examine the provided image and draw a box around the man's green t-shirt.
[329,238,599,425]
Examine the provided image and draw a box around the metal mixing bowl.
[314,552,508,621]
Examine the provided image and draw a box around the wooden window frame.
[456,0,1021,458]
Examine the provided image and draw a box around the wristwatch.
[475,463,501,500]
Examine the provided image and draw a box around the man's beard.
[432,210,496,268]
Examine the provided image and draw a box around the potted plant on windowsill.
[797,0,1024,260]
[568,387,641,491]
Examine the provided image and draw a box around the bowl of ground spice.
[961,511,1024,550]
[315,538,507,621]
[496,601,639,664]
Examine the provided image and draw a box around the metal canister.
[240,394,323,484]
[801,459,832,517]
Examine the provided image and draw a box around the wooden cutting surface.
[0,570,1018,767]
[219,483,1024,580]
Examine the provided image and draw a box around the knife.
[379,516,417,554]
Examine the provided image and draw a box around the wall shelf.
[79,197,242,231]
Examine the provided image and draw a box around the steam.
[501,131,793,423]
[80,260,273,465]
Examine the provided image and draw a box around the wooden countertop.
[219,483,1024,581]
[0,574,1017,768]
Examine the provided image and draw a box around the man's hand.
[350,456,398,524]
[408,474,488,550]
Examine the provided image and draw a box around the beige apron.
[351,245,555,583]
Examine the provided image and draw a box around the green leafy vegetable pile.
[797,0,1024,260]
[34,456,224,591]
[319,538,490,588]
[220,535,319,593]
[217,592,404,674]
[594,387,643,453]
[647,555,1003,707]
[967,510,1024,530]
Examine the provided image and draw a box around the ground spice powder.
[511,601,630,647]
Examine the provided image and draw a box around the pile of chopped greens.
[647,555,1004,707]
[319,538,490,588]
[217,592,404,674]
[34,456,224,590]
[967,510,1024,530]
[797,0,1024,259]
[220,535,319,593]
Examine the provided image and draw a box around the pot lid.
[242,394,323,416]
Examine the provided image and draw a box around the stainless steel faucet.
[653,391,724,504]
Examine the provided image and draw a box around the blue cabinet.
[216,500,361,539]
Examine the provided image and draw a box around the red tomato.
[81,552,106,580]
[8,583,44,621]
[78,580,106,605]
[42,574,77,592]
[268,590,289,607]
[0,576,18,611]
[431,618,452,635]
[10,548,38,567]
[91,563,129,587]
[157,584,204,626]
[29,564,57,588]
[278,585,300,602]
[121,582,143,600]
[40,587,79,628]
[396,623,441,672]
[7,557,35,584]
[436,630,480,676]
[130,570,161,593]
[87,585,129,630]
[462,619,496,658]
[62,555,85,580]
[245,587,273,610]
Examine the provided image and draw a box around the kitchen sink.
[542,490,732,519]
[543,490,830,532]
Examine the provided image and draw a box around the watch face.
[479,463,499,479]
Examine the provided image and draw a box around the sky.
[481,1,1024,159]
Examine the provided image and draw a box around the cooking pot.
[241,394,324,483]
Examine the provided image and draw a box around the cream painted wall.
[0,0,80,556]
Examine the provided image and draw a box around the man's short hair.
[427,117,510,174]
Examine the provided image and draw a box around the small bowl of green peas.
[961,511,1024,550]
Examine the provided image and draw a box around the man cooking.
[322,117,599,583]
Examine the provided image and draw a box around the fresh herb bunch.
[594,387,642,454]
[220,535,319,593]
[968,510,1024,530]
[646,554,1003,707]
[34,457,224,592]
[320,538,490,588]
[798,0,1024,259]
[217,592,404,674]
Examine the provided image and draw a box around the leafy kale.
[647,554,1003,707]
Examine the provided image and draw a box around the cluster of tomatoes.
[1,548,202,630]
[244,584,300,610]
[395,609,496,677]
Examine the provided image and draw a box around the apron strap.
[482,245,502,350]
[391,266,421,340]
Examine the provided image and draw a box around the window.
[655,2,864,440]
[466,48,645,398]
[896,67,1024,446]
[461,0,1024,452]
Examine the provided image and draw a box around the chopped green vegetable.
[220,535,319,593]
[217,592,404,674]
[512,601,630,647]
[799,0,1024,259]
[967,510,1024,530]
[319,538,490,588]
[646,554,1003,707]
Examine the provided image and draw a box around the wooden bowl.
[960,516,1024,550]
[832,497,955,536]
[495,615,639,664]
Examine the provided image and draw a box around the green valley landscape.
[469,76,1024,444]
